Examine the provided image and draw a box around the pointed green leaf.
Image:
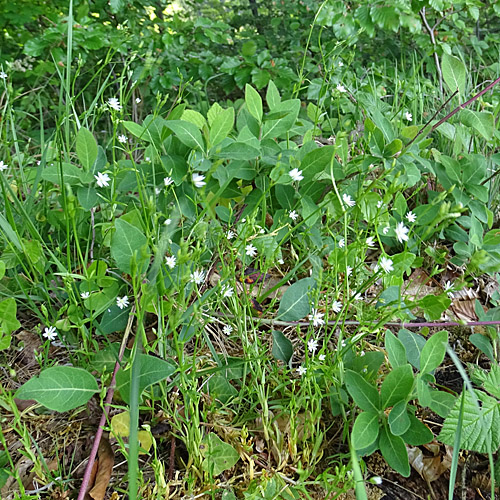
[42,163,86,186]
[379,426,410,477]
[401,413,433,446]
[201,432,240,476]
[266,80,281,110]
[110,218,149,274]
[381,364,414,408]
[385,330,407,368]
[276,277,315,321]
[15,366,99,412]
[345,370,381,413]
[271,330,293,366]
[245,84,263,123]
[76,127,98,170]
[388,401,411,435]
[165,120,205,151]
[460,110,494,140]
[420,330,448,374]
[442,53,466,96]
[352,411,380,450]
[209,107,235,147]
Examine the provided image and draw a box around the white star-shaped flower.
[342,193,355,208]
[406,211,417,223]
[190,269,206,285]
[383,226,390,235]
[107,97,122,111]
[308,338,318,353]
[297,365,307,376]
[289,168,304,182]
[245,244,257,257]
[43,326,58,341]
[289,210,299,221]
[164,176,174,186]
[116,296,129,309]
[165,256,176,269]
[366,236,375,248]
[94,172,111,188]
[222,284,234,298]
[0,71,7,79]
[223,324,233,336]
[405,111,412,122]
[331,301,342,313]
[135,97,141,103]
[308,308,325,327]
[81,291,90,299]
[338,238,345,248]
[337,84,346,93]
[227,230,235,240]
[0,161,8,172]
[192,173,206,188]
[118,134,128,144]
[379,256,394,273]
[395,221,409,243]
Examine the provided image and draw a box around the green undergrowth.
[1,8,500,500]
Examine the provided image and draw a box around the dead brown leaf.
[88,438,114,500]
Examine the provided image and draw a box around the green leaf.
[216,142,260,160]
[460,110,495,140]
[300,194,320,227]
[345,370,381,413]
[484,365,500,399]
[300,146,335,181]
[383,138,402,158]
[41,163,86,186]
[262,99,300,140]
[401,413,433,446]
[165,120,205,151]
[0,298,20,350]
[271,330,293,366]
[15,366,99,412]
[201,432,240,476]
[208,374,238,404]
[420,330,448,374]
[109,0,125,14]
[110,218,149,274]
[116,354,176,404]
[276,277,315,321]
[420,294,451,321]
[77,186,98,211]
[379,426,410,477]
[381,364,414,408]
[99,304,129,334]
[266,80,281,110]
[439,389,500,453]
[209,107,235,147]
[428,389,455,418]
[182,109,207,129]
[398,329,426,370]
[442,53,466,96]
[245,84,263,123]
[123,121,146,139]
[352,411,380,450]
[385,331,407,368]
[388,401,411,436]
[76,127,98,170]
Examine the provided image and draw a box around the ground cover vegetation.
[1,0,500,498]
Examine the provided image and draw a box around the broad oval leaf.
[379,426,410,477]
[352,411,380,450]
[165,120,205,152]
[209,107,235,147]
[442,53,466,96]
[388,401,411,436]
[345,370,381,413]
[76,127,98,170]
[271,330,293,366]
[245,84,263,123]
[110,218,149,274]
[381,364,414,408]
[385,330,407,368]
[276,277,315,321]
[15,366,99,412]
[420,330,448,374]
[42,163,86,186]
[201,432,240,476]
[116,354,177,404]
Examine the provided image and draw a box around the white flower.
[405,111,412,122]
[289,210,299,221]
[360,350,365,356]
[155,187,161,195]
[164,176,174,186]
[164,218,172,226]
[223,324,233,336]
[118,134,128,144]
[309,308,325,327]
[245,244,257,257]
[116,296,129,309]
[338,61,344,67]
[297,365,307,376]
[278,258,284,265]
[341,340,347,347]
[107,97,122,111]
[395,221,409,243]
[366,236,375,248]
[165,255,176,269]
[135,97,141,103]
[346,266,352,277]
[371,476,383,485]
[352,292,362,300]
[444,280,454,298]
[308,338,318,353]
[331,301,342,313]
[406,211,417,223]
[0,71,7,79]
[190,269,206,285]
[383,226,390,235]
[43,326,57,341]
[81,291,90,299]
[337,84,346,93]
[342,193,355,208]
[289,168,304,182]
[0,161,8,172]
[338,238,345,248]
[377,200,384,209]
[318,354,326,361]
[145,157,150,162]
[222,285,234,298]
[192,173,206,188]
[227,230,235,240]
[94,172,111,188]
[379,256,394,273]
